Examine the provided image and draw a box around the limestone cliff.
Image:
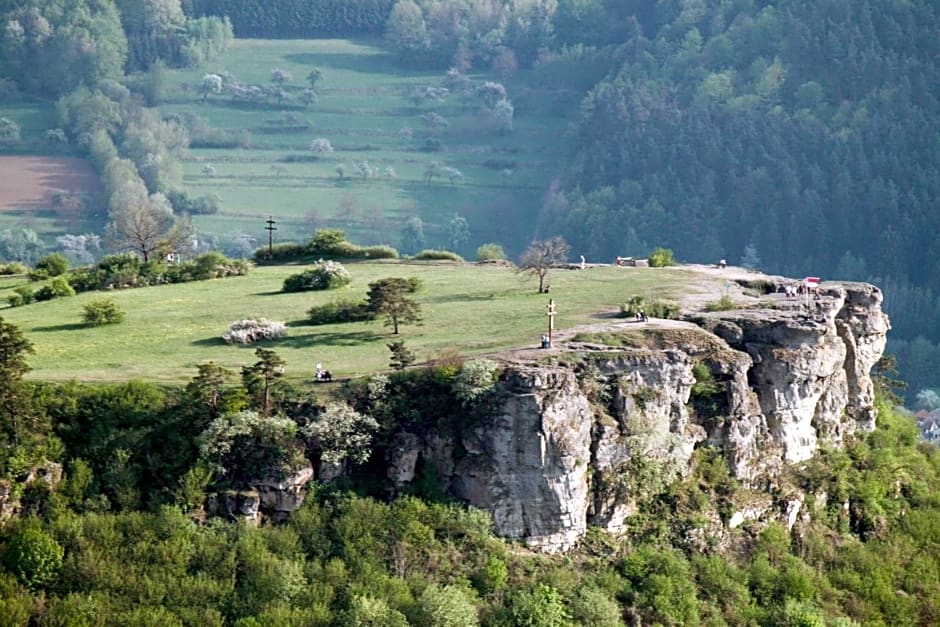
[385,280,890,552]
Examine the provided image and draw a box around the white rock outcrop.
[386,281,890,551]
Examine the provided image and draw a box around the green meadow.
[163,38,568,255]
[0,263,698,384]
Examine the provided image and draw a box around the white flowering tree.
[310,137,333,155]
[198,410,304,484]
[304,402,378,465]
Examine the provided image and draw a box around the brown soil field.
[0,156,101,211]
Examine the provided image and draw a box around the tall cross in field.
[546,299,556,345]
[264,217,277,256]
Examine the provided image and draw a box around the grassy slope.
[164,39,568,256]
[0,263,695,384]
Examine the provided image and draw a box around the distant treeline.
[185,0,395,38]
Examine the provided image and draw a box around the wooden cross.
[546,299,556,345]
[264,217,277,256]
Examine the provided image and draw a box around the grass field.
[0,263,700,384]
[163,38,571,257]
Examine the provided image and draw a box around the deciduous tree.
[518,237,570,293]
[105,192,189,262]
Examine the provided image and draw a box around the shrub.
[223,318,286,344]
[65,268,97,292]
[303,402,379,464]
[282,260,351,292]
[2,523,64,589]
[416,584,480,627]
[34,277,75,301]
[413,249,464,261]
[30,253,69,280]
[8,286,34,307]
[646,300,681,319]
[648,247,676,267]
[620,296,680,320]
[453,359,501,404]
[619,295,680,319]
[620,295,680,320]
[705,295,736,311]
[190,251,248,280]
[476,243,506,261]
[82,299,125,326]
[306,300,374,325]
[307,229,358,257]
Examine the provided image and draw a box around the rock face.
[386,281,890,551]
[206,466,315,524]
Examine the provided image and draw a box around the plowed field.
[0,156,100,211]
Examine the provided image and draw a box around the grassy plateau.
[0,263,698,384]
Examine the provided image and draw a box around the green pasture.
[163,38,570,256]
[185,170,533,251]
[0,38,570,257]
[0,263,700,385]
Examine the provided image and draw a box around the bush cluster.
[619,295,681,319]
[412,249,464,261]
[166,190,222,215]
[82,299,125,326]
[254,229,398,263]
[306,299,374,325]
[282,260,351,292]
[7,278,75,307]
[66,252,249,293]
[0,261,28,275]
[223,318,287,344]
